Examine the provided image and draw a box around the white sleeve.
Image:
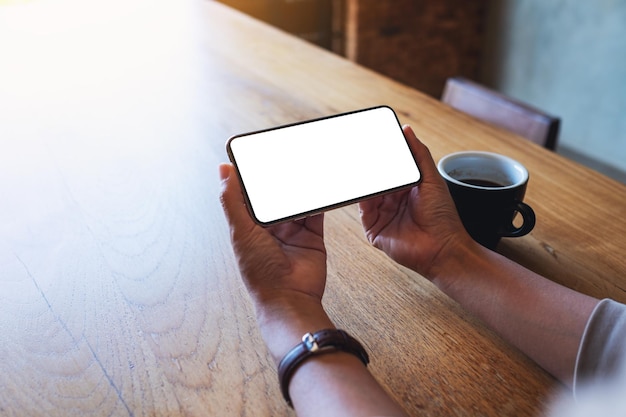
[547,298,626,417]
[573,298,626,394]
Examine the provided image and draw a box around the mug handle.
[500,201,536,238]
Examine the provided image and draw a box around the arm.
[433,240,598,387]
[359,125,599,387]
[219,163,408,417]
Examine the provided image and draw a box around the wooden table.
[1,1,625,415]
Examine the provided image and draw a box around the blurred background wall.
[217,0,626,183]
[482,0,626,183]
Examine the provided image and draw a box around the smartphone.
[226,105,421,226]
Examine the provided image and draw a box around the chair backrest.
[441,77,560,150]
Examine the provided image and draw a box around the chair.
[441,77,560,150]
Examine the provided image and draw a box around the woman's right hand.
[358,125,476,280]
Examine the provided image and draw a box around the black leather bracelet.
[277,329,369,407]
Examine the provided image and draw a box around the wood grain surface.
[1,1,625,416]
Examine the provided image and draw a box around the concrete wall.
[482,0,626,182]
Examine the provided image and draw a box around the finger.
[358,194,380,215]
[358,193,383,229]
[304,212,324,238]
[269,213,326,254]
[219,163,257,237]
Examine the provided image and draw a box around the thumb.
[219,163,256,236]
[402,124,440,183]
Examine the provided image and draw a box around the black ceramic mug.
[437,151,536,249]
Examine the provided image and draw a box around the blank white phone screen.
[227,106,421,225]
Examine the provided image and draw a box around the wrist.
[425,234,488,293]
[253,292,335,364]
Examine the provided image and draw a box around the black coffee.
[460,178,505,187]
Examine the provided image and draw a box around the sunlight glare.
[0,0,204,238]
[0,0,200,158]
